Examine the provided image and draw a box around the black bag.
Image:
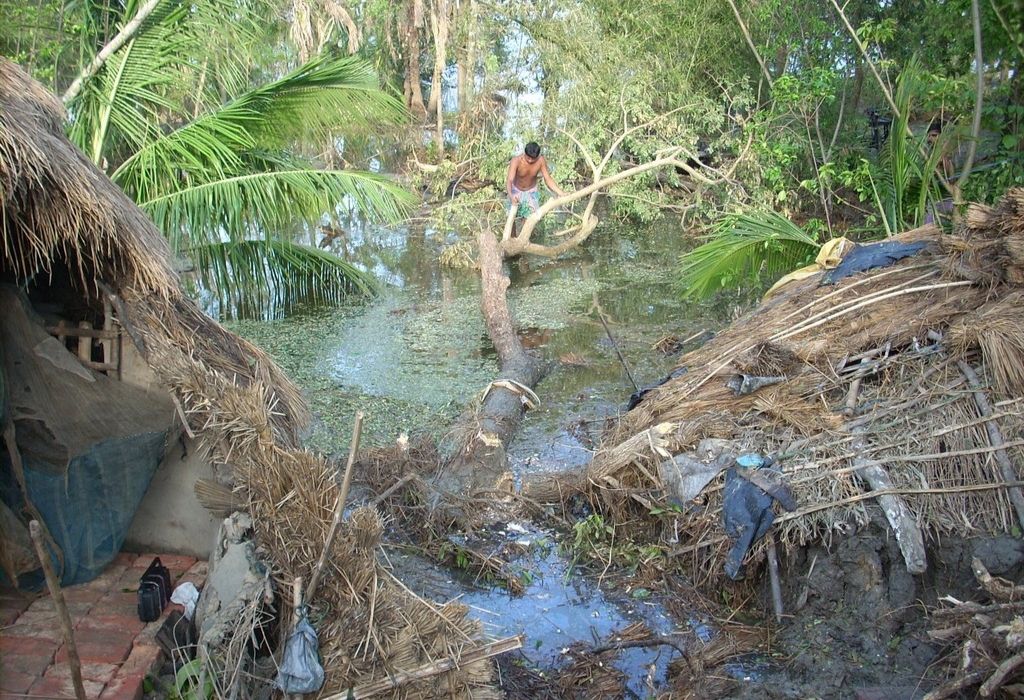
[138,581,163,622]
[137,557,171,622]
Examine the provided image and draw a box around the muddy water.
[224,216,737,692]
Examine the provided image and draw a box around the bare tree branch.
[726,0,774,87]
[62,0,163,105]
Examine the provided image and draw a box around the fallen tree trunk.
[430,229,546,497]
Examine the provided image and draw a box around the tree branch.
[955,0,985,201]
[726,0,773,87]
[62,0,163,105]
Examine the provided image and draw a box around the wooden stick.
[288,577,304,700]
[306,412,363,603]
[850,428,927,574]
[766,536,784,622]
[957,361,1024,532]
[369,474,417,507]
[595,305,639,393]
[77,321,92,362]
[772,281,975,342]
[29,521,86,700]
[323,635,524,699]
[922,670,987,700]
[980,651,1024,697]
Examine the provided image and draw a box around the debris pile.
[536,190,1024,583]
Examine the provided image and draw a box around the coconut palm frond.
[190,238,376,316]
[66,0,192,165]
[679,210,819,300]
[139,167,413,253]
[112,53,407,199]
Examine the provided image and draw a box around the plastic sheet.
[275,611,325,694]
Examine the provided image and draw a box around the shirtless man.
[505,142,567,236]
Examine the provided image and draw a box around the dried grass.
[570,189,1024,584]
[949,291,1024,396]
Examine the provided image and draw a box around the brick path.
[1,553,207,700]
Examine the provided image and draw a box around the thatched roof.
[2,59,502,698]
[538,188,1024,586]
[0,58,308,442]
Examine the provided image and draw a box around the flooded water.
[223,213,738,693]
[386,519,680,698]
[225,216,732,458]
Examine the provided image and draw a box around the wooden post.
[77,321,92,363]
[766,536,784,623]
[56,320,67,348]
[28,520,86,700]
[306,412,364,603]
[101,299,114,370]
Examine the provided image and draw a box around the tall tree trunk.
[427,0,448,117]
[404,0,427,115]
[456,0,477,113]
[850,57,865,114]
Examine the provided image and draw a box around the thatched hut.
[1,59,503,698]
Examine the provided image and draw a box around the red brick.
[80,613,146,637]
[25,597,94,621]
[178,560,208,588]
[99,672,146,700]
[0,634,58,658]
[2,620,63,643]
[111,553,136,568]
[0,594,32,626]
[81,566,130,594]
[45,661,119,685]
[56,633,134,665]
[63,585,105,607]
[0,669,38,694]
[29,669,105,699]
[119,643,163,678]
[1,650,55,677]
[93,590,139,620]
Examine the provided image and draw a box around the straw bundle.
[565,189,1024,583]
[949,291,1024,396]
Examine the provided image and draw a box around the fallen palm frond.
[678,209,820,300]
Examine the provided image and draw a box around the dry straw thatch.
[534,188,1024,586]
[1,58,501,698]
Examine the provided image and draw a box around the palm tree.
[63,0,413,313]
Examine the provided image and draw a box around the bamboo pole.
[957,361,1024,531]
[29,520,86,700]
[101,298,114,368]
[306,412,363,603]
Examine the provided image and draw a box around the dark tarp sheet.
[0,286,174,586]
[821,240,927,285]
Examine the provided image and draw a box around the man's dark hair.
[928,118,945,134]
[524,142,541,158]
